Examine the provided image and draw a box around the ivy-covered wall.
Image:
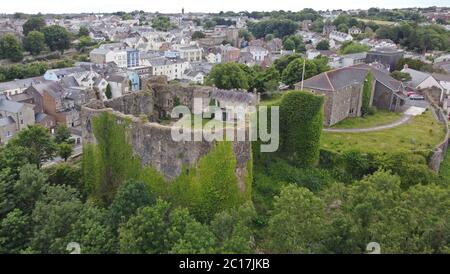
[361,72,374,116]
[279,90,324,167]
[82,112,251,221]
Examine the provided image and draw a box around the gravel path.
[323,114,413,133]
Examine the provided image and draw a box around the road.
[42,144,83,168]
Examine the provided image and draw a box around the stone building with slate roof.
[295,64,406,126]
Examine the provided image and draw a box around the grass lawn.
[176,114,239,129]
[330,110,402,129]
[357,18,397,26]
[259,93,283,106]
[439,149,450,181]
[321,110,446,153]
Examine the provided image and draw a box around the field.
[357,18,397,26]
[321,110,446,153]
[330,110,402,129]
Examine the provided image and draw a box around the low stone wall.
[428,107,450,172]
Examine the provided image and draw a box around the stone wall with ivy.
[81,105,252,219]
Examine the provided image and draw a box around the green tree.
[14,164,48,213]
[239,29,252,42]
[44,163,83,195]
[206,63,250,90]
[30,185,83,253]
[282,38,296,51]
[42,25,71,53]
[0,145,29,176]
[78,26,90,37]
[210,202,256,253]
[268,184,327,253]
[390,71,412,82]
[67,205,117,254]
[8,125,57,168]
[77,35,92,51]
[168,208,216,254]
[344,170,402,251]
[339,41,370,54]
[54,124,71,144]
[338,23,349,33]
[105,84,112,99]
[119,199,171,254]
[282,35,305,52]
[0,209,31,253]
[191,31,206,40]
[273,54,302,74]
[23,31,46,55]
[0,169,17,217]
[109,180,156,232]
[248,19,298,39]
[279,91,324,167]
[281,58,319,87]
[23,17,46,36]
[58,142,73,162]
[0,34,24,62]
[253,66,280,92]
[152,16,176,31]
[316,39,330,50]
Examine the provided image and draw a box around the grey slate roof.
[30,81,65,97]
[0,76,45,93]
[402,68,431,88]
[0,116,15,127]
[0,97,24,113]
[301,64,402,92]
[211,89,256,104]
[35,113,50,123]
[107,74,127,83]
[61,76,79,88]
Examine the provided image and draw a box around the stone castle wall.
[81,85,253,193]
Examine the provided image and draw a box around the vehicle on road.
[409,94,425,100]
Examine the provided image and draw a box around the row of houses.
[0,61,152,143]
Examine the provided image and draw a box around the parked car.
[410,94,425,100]
[406,91,417,97]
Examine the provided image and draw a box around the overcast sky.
[1,0,448,14]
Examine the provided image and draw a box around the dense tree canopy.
[376,23,450,52]
[316,39,330,50]
[0,34,24,62]
[191,31,205,40]
[248,19,298,39]
[281,57,330,87]
[206,63,250,90]
[42,25,71,53]
[339,41,370,55]
[23,17,46,36]
[8,125,56,168]
[152,16,177,31]
[23,31,46,55]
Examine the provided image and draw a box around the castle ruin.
[81,77,257,193]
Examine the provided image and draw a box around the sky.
[1,0,449,14]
